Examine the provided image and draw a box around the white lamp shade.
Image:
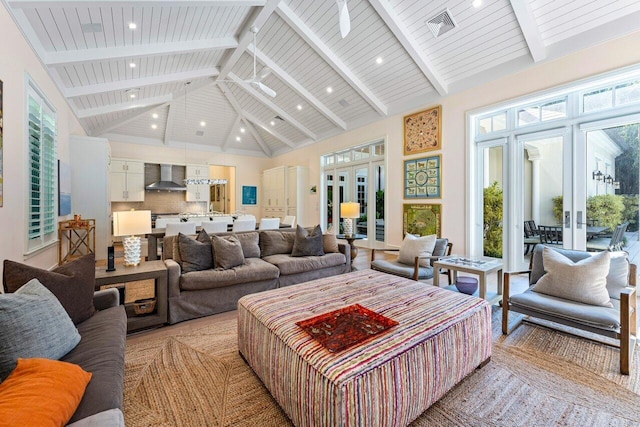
[340,202,360,219]
[113,210,152,236]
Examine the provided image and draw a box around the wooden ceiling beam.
[509,0,546,62]
[368,0,447,96]
[227,72,316,140]
[249,45,347,130]
[9,0,265,8]
[218,82,273,155]
[277,2,387,116]
[76,94,172,118]
[65,67,218,97]
[45,38,237,67]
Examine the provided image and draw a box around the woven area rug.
[123,310,640,426]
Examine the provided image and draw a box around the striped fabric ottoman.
[238,269,491,427]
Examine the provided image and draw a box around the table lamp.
[113,210,151,267]
[340,202,360,237]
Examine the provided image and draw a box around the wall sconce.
[605,175,614,185]
[592,170,603,181]
[614,181,621,190]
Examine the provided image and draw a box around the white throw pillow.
[398,234,437,267]
[532,247,612,307]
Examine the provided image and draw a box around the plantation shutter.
[27,85,57,251]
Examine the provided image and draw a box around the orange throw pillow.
[0,358,92,427]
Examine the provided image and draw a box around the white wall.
[0,5,85,279]
[108,141,270,218]
[270,31,640,251]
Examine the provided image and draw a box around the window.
[477,111,507,134]
[516,98,567,127]
[26,80,57,252]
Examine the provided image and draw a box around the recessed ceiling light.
[472,0,482,8]
[326,86,333,94]
[200,121,206,127]
[240,127,245,133]
[376,57,383,64]
[296,104,302,110]
[125,88,140,99]
[235,136,241,142]
[129,62,136,68]
[151,124,157,129]
[128,22,137,30]
[152,113,158,119]
[270,120,275,126]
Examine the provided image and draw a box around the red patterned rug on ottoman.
[238,269,491,427]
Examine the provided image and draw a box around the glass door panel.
[374,161,385,242]
[324,172,334,231]
[337,170,350,235]
[355,166,368,239]
[583,122,639,253]
[481,145,504,260]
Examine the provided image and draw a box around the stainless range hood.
[145,164,187,191]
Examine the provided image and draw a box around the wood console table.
[95,260,167,332]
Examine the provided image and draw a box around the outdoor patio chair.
[370,238,453,283]
[502,244,637,374]
[538,225,563,246]
[587,222,628,252]
[524,220,540,255]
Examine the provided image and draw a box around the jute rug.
[123,310,640,426]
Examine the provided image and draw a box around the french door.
[480,116,639,271]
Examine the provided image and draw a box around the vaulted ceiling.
[5,0,640,157]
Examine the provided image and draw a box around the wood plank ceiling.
[4,0,640,157]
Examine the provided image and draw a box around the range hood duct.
[145,164,187,191]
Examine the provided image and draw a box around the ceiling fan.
[217,27,276,97]
[336,0,350,38]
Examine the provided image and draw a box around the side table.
[95,260,168,332]
[432,256,503,304]
[336,234,366,261]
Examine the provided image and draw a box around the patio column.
[526,148,541,224]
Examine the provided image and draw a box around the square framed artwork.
[404,154,441,198]
[403,105,441,155]
[403,204,441,238]
[241,185,257,205]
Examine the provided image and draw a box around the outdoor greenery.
[483,182,503,258]
[553,194,626,229]
[621,195,639,232]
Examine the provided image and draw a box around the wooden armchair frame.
[502,259,637,375]
[371,242,453,283]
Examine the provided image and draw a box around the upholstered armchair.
[371,237,452,283]
[502,244,637,375]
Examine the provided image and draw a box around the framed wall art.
[403,204,441,238]
[403,105,441,155]
[404,154,441,199]
[241,185,257,205]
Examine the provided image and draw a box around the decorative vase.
[455,276,478,295]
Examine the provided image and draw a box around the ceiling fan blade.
[257,82,276,97]
[258,67,272,80]
[337,0,350,38]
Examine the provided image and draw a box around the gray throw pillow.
[3,254,96,325]
[259,230,296,256]
[532,247,612,307]
[0,279,81,381]
[292,225,325,257]
[234,232,261,258]
[177,231,213,273]
[212,235,245,269]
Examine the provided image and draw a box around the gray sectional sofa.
[163,229,351,324]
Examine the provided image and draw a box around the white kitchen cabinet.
[69,136,111,260]
[262,166,307,222]
[185,164,210,203]
[262,166,285,210]
[110,159,144,201]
